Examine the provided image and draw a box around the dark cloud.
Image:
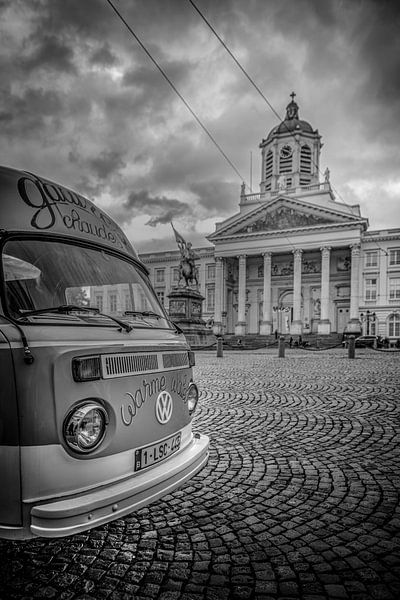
[122,57,191,90]
[69,149,126,180]
[30,0,116,39]
[353,1,400,140]
[88,150,126,179]
[21,34,76,74]
[0,87,63,135]
[90,42,118,67]
[189,180,238,214]
[116,190,194,227]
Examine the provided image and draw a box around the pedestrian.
[299,335,302,346]
[274,329,278,339]
[289,336,293,348]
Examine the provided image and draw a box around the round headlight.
[186,383,199,416]
[64,402,108,453]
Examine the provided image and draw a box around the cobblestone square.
[1,348,399,599]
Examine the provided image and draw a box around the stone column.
[318,246,331,334]
[291,248,303,334]
[260,252,272,334]
[347,244,362,333]
[213,257,224,336]
[235,255,247,336]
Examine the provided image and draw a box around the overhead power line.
[106,0,248,188]
[188,0,350,206]
[188,0,283,124]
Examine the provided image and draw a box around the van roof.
[0,165,139,260]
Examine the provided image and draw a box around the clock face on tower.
[280,145,293,159]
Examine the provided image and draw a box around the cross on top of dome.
[286,91,299,120]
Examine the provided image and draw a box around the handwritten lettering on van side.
[121,374,189,426]
[17,175,129,251]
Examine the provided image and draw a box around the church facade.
[140,95,400,342]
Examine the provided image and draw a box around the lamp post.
[360,310,376,335]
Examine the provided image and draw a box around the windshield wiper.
[19,304,100,317]
[124,310,184,335]
[18,304,133,333]
[124,310,161,319]
[124,310,183,334]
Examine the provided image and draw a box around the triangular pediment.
[209,196,366,240]
[236,205,333,233]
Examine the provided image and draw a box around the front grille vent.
[102,353,158,378]
[162,352,189,369]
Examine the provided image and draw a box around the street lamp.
[360,310,376,335]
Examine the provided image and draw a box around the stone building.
[140,95,400,342]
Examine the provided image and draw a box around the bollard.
[348,335,355,359]
[278,335,285,358]
[216,336,223,358]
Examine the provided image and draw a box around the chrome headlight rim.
[186,382,199,416]
[63,400,109,454]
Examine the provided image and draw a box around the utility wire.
[188,0,350,206]
[105,0,248,188]
[188,0,283,125]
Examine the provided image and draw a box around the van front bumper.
[28,432,209,538]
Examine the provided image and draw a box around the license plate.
[134,432,181,472]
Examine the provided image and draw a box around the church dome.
[266,93,315,140]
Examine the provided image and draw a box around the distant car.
[356,335,382,347]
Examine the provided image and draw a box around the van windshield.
[2,239,171,329]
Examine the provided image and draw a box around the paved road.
[1,348,400,599]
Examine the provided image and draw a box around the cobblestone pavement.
[1,348,400,600]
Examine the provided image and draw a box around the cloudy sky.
[1,0,399,253]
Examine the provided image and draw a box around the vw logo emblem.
[155,391,173,424]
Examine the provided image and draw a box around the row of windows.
[365,249,400,267]
[364,277,400,301]
[94,293,142,313]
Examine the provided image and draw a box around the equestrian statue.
[171,223,199,288]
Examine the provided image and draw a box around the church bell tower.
[259,93,322,195]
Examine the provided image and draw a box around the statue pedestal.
[168,287,215,348]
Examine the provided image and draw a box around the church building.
[140,95,400,342]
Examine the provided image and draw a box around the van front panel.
[0,165,209,538]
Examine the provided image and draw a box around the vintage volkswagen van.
[0,165,209,539]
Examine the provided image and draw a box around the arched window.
[388,313,400,337]
[300,144,312,185]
